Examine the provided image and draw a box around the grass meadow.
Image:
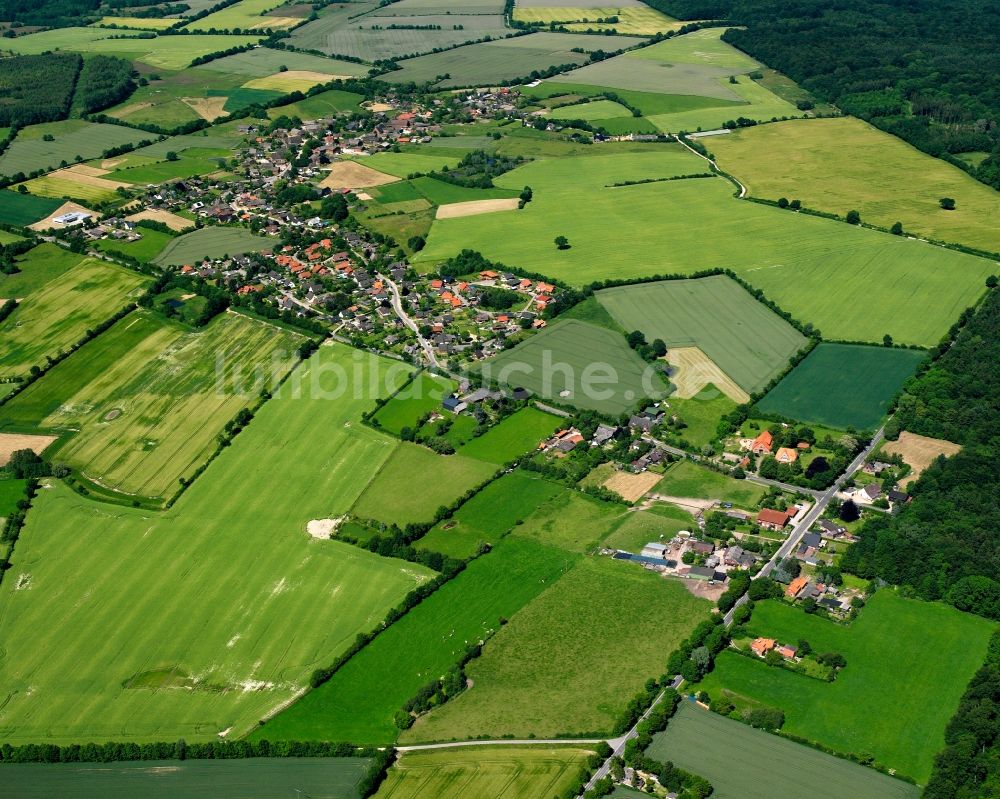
[417,471,565,558]
[756,343,925,431]
[371,371,454,435]
[0,190,62,226]
[375,746,595,799]
[0,120,149,178]
[0,478,27,517]
[710,117,1000,254]
[647,702,918,799]
[0,310,304,501]
[655,460,765,506]
[266,88,366,119]
[198,48,368,78]
[350,442,496,524]
[253,536,577,743]
[402,556,710,740]
[697,592,996,782]
[459,407,561,464]
[108,148,230,184]
[0,345,433,744]
[0,257,150,379]
[597,276,807,394]
[511,488,629,553]
[1,758,372,799]
[0,243,85,298]
[94,228,175,263]
[523,81,742,117]
[153,227,275,265]
[478,319,670,415]
[415,160,995,346]
[602,503,695,553]
[666,388,738,449]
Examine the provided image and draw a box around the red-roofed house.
[758,508,794,531]
[751,638,776,658]
[786,575,809,598]
[751,430,774,455]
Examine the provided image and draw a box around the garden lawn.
[350,443,496,525]
[697,592,996,782]
[0,310,303,501]
[755,343,925,431]
[0,257,150,379]
[655,460,765,506]
[710,117,1000,254]
[374,746,595,799]
[477,319,669,415]
[417,471,564,558]
[0,345,433,744]
[252,536,577,743]
[371,371,455,435]
[459,407,561,464]
[647,702,918,799]
[597,275,807,394]
[402,556,710,740]
[415,160,994,346]
[153,227,274,266]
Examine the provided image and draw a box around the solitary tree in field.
[554,235,570,250]
[777,197,789,208]
[883,334,894,347]
[890,221,903,235]
[940,197,956,210]
[845,209,861,224]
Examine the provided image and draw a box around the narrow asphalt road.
[396,737,607,753]
[379,272,441,369]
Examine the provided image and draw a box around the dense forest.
[653,0,1000,190]
[75,55,137,114]
[0,52,81,127]
[841,280,1000,615]
[0,0,99,25]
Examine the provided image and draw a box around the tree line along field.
[647,702,919,799]
[0,345,434,744]
[709,117,1000,254]
[755,343,925,431]
[596,275,807,395]
[374,746,596,799]
[0,310,304,501]
[0,757,372,799]
[414,155,996,347]
[153,227,276,266]
[696,592,996,783]
[0,253,150,380]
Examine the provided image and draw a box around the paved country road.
[380,271,441,369]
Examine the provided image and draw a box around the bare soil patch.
[28,201,99,232]
[306,517,344,539]
[181,96,229,121]
[603,469,661,502]
[435,197,520,219]
[676,576,726,601]
[126,208,195,232]
[0,433,58,466]
[665,346,749,404]
[364,101,394,112]
[647,494,716,513]
[883,431,962,487]
[321,161,399,190]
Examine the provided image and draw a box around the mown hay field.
[647,702,918,799]
[255,536,576,743]
[371,371,454,435]
[0,345,433,744]
[882,431,962,487]
[710,117,1000,254]
[655,460,765,507]
[755,343,925,431]
[478,318,670,415]
[374,746,595,799]
[0,310,304,501]
[597,275,807,394]
[415,158,995,346]
[0,256,150,379]
[697,593,996,782]
[153,227,275,266]
[402,556,710,740]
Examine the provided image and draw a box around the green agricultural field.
[199,48,368,78]
[415,158,995,346]
[755,343,925,431]
[153,227,275,266]
[1,758,372,799]
[0,310,304,501]
[646,74,801,133]
[523,81,742,117]
[0,229,23,245]
[18,173,119,204]
[478,319,669,415]
[655,460,765,506]
[0,120,150,178]
[253,536,577,743]
[597,276,808,394]
[697,592,996,782]
[0,345,433,744]
[374,746,595,799]
[349,151,465,177]
[405,175,520,205]
[0,243,83,299]
[267,88,366,120]
[710,117,1000,254]
[0,478,26,517]
[602,504,695,553]
[459,407,561,464]
[185,0,305,30]
[512,488,629,553]
[371,371,454,435]
[350,442,496,524]
[108,148,231,184]
[647,702,918,799]
[0,189,62,226]
[549,98,633,121]
[94,228,175,263]
[417,471,564,558]
[0,257,149,379]
[403,556,710,740]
